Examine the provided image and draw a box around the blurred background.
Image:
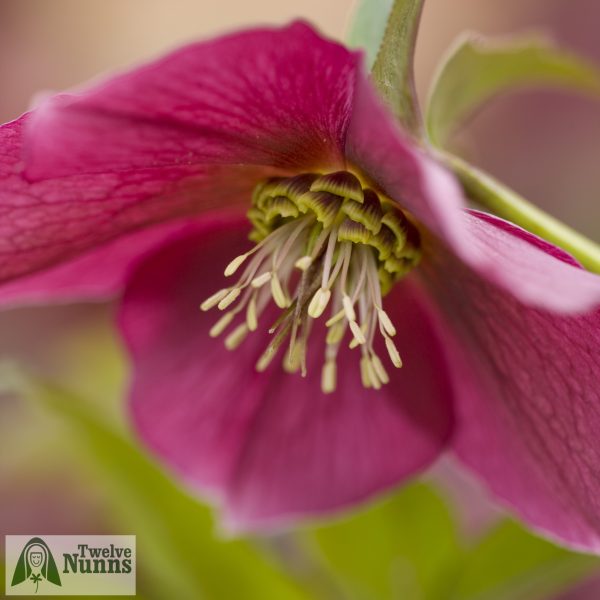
[1,1,599,598]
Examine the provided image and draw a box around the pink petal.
[345,74,471,258]
[2,23,359,283]
[346,82,600,315]
[457,210,600,313]
[0,215,214,307]
[119,217,455,530]
[422,231,600,551]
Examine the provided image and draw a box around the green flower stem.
[441,151,600,274]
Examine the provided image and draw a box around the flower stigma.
[201,171,422,393]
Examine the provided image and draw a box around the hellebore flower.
[2,23,600,548]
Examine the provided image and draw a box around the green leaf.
[14,372,311,600]
[427,33,600,146]
[349,0,424,135]
[304,483,464,600]
[451,520,599,600]
[346,0,395,70]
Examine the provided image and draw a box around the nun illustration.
[11,537,61,593]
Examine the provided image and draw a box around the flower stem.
[442,151,600,274]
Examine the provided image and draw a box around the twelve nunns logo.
[63,542,133,575]
[6,535,136,596]
[10,538,61,594]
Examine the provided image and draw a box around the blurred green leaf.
[349,0,424,134]
[427,33,600,146]
[304,483,464,600]
[450,520,599,600]
[19,375,311,600]
[347,0,395,69]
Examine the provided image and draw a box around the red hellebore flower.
[2,23,600,546]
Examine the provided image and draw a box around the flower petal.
[346,81,600,315]
[345,73,471,258]
[2,23,359,283]
[423,234,600,551]
[0,216,212,307]
[224,282,455,530]
[119,218,455,530]
[456,210,600,313]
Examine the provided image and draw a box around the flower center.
[201,171,422,393]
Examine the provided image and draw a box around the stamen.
[283,340,304,373]
[349,322,368,349]
[360,356,372,388]
[295,256,312,271]
[251,272,272,288]
[349,320,366,345]
[321,360,337,394]
[270,274,289,308]
[377,308,397,337]
[218,288,241,310]
[325,309,345,327]
[308,287,331,318]
[370,353,390,384]
[224,253,249,277]
[256,347,277,372]
[342,294,356,322]
[200,288,229,311]
[209,312,235,337]
[365,357,382,390]
[202,170,420,393]
[224,324,249,350]
[246,294,258,331]
[326,322,346,345]
[385,336,403,368]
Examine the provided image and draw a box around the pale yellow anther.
[360,356,372,388]
[224,323,249,350]
[308,288,331,318]
[325,309,345,327]
[256,347,277,372]
[349,320,366,345]
[283,341,304,373]
[270,274,289,309]
[385,336,403,368]
[321,360,337,394]
[224,253,248,277]
[342,294,356,322]
[200,288,229,311]
[326,322,345,345]
[246,295,258,331]
[294,256,312,271]
[378,309,397,337]
[209,312,234,337]
[251,272,272,288]
[370,353,390,384]
[217,288,241,310]
[366,358,382,390]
